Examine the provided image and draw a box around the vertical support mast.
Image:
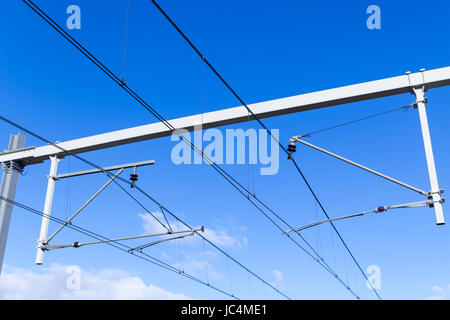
[35,155,60,264]
[0,133,25,275]
[412,85,445,225]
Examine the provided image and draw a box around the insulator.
[287,144,296,153]
[130,173,138,182]
[376,206,385,213]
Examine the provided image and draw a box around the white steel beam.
[1,66,450,166]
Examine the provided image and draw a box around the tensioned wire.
[21,0,361,299]
[0,111,358,298]
[21,0,360,299]
[147,0,385,299]
[0,195,240,299]
[0,114,289,300]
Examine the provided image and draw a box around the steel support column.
[412,86,445,225]
[35,155,60,264]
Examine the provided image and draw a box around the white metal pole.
[35,155,60,264]
[0,133,25,275]
[412,86,445,225]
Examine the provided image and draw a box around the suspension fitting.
[287,143,296,159]
[130,166,138,188]
[412,97,429,109]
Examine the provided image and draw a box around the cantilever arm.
[42,227,204,251]
[290,137,429,197]
[284,200,434,234]
[130,233,195,252]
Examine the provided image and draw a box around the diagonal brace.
[45,168,124,244]
[290,137,428,197]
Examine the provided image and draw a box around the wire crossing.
[0,111,358,299]
[289,157,382,300]
[21,0,364,299]
[145,0,381,299]
[0,114,289,300]
[0,195,240,299]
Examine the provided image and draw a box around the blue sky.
[0,0,449,299]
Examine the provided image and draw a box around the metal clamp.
[412,97,429,109]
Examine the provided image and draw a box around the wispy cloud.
[0,264,189,300]
[138,212,247,249]
[273,269,283,283]
[140,212,172,235]
[137,213,248,284]
[174,254,224,281]
[272,269,284,288]
[203,227,244,248]
[426,284,450,300]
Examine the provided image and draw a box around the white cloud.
[138,213,247,249]
[426,284,450,300]
[140,212,171,235]
[137,213,247,284]
[432,285,444,293]
[203,228,239,248]
[175,255,223,281]
[272,269,284,289]
[273,269,283,283]
[270,269,285,291]
[161,251,170,259]
[0,264,189,300]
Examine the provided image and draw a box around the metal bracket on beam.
[1,161,25,175]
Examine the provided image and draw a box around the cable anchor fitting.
[72,241,80,248]
[412,97,429,109]
[427,189,444,201]
[374,206,387,213]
